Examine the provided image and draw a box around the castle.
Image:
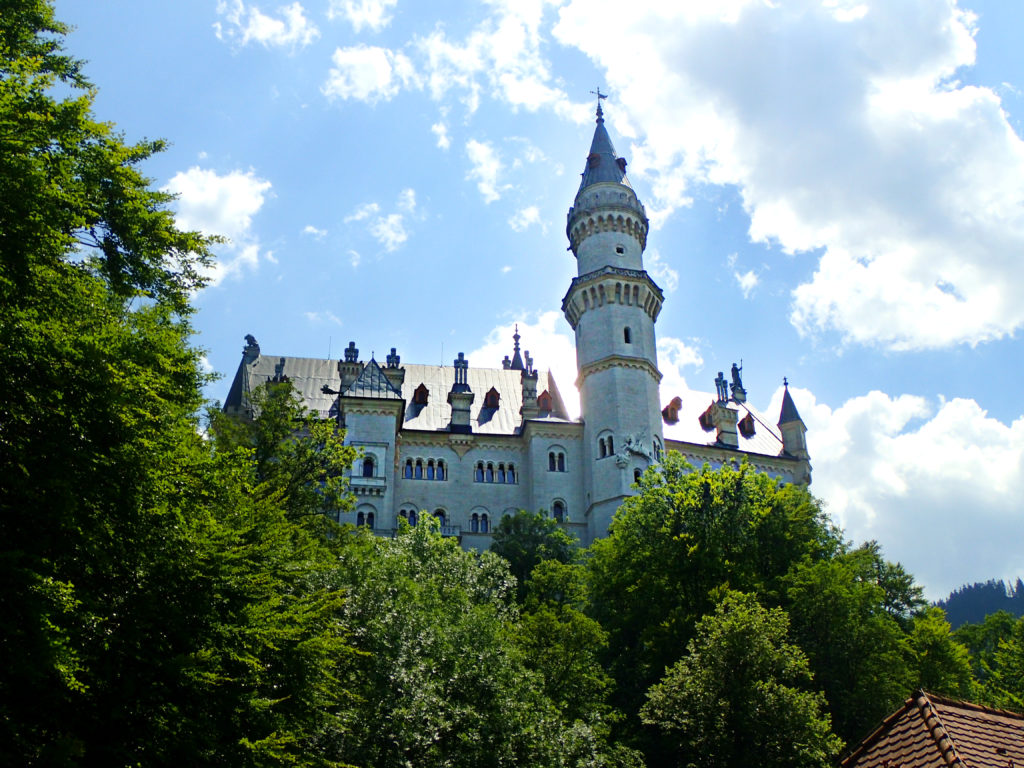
[224,102,811,547]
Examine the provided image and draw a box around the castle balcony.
[349,475,386,497]
[440,524,461,538]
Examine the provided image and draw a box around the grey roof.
[224,352,572,434]
[661,388,786,457]
[346,358,402,399]
[577,109,633,195]
[400,364,570,434]
[778,384,804,426]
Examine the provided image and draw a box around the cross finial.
[783,376,789,388]
[590,87,607,121]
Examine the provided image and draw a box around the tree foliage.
[490,509,579,600]
[642,592,842,768]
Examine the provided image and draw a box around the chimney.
[710,402,739,449]
[447,352,474,433]
[382,347,406,392]
[520,369,539,421]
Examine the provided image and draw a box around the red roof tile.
[842,691,1024,768]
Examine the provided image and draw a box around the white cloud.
[348,249,362,267]
[760,383,1024,598]
[214,1,319,49]
[646,248,679,293]
[302,224,327,238]
[501,265,513,274]
[397,188,417,213]
[733,268,759,298]
[370,213,408,251]
[656,336,705,402]
[344,202,380,222]
[163,167,272,285]
[322,45,418,102]
[470,311,580,415]
[431,121,451,150]
[465,139,505,203]
[304,310,343,326]
[508,205,542,232]
[554,0,1024,351]
[328,0,398,32]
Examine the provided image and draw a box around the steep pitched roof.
[778,382,805,426]
[842,691,1024,768]
[577,106,632,195]
[345,357,402,399]
[660,389,785,457]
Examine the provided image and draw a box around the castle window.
[484,387,500,409]
[599,438,607,458]
[738,412,756,439]
[553,501,566,523]
[437,460,446,481]
[404,459,413,478]
[608,436,614,455]
[427,460,435,480]
[615,245,625,255]
[361,457,375,477]
[434,509,446,527]
[557,453,565,472]
[497,463,506,483]
[653,438,663,461]
[357,511,375,528]
[413,383,429,405]
[356,511,364,526]
[507,464,516,483]
[400,508,418,526]
[415,459,423,480]
[549,452,557,471]
[480,513,489,533]
[623,327,632,344]
[634,469,642,483]
[471,513,480,533]
[486,463,495,483]
[475,462,484,482]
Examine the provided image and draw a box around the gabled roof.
[345,357,402,399]
[842,691,1024,768]
[660,388,785,457]
[577,106,632,195]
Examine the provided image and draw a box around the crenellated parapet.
[561,266,664,329]
[566,186,648,256]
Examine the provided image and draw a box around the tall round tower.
[561,100,665,541]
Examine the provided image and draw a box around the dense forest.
[3,2,1024,765]
[936,579,1024,629]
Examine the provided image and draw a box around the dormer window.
[738,412,756,439]
[483,387,500,409]
[537,390,552,412]
[615,245,625,255]
[413,383,429,405]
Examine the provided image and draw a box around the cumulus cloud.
[344,202,380,222]
[465,139,505,203]
[554,0,1024,351]
[508,205,542,232]
[370,213,408,251]
[646,248,679,293]
[344,190,415,252]
[302,224,327,238]
[758,383,1024,598]
[214,0,319,49]
[163,167,272,285]
[431,121,451,150]
[328,0,398,32]
[322,44,418,102]
[304,310,343,326]
[396,187,417,213]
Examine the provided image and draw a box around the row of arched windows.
[356,510,375,527]
[470,513,490,533]
[399,507,447,527]
[403,458,447,480]
[474,462,517,483]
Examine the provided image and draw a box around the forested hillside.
[937,579,1024,629]
[4,3,1024,766]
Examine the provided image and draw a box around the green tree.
[587,455,842,714]
[490,509,579,600]
[641,592,842,768]
[337,520,634,768]
[954,610,1017,686]
[908,606,975,699]
[0,3,358,763]
[979,614,1024,710]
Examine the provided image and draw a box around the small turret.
[447,353,474,433]
[339,341,363,389]
[778,378,808,460]
[382,347,405,391]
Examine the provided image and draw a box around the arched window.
[480,513,489,533]
[653,438,662,461]
[437,461,446,481]
[608,436,614,455]
[356,511,365,526]
[549,452,556,471]
[485,463,494,483]
[434,509,446,527]
[553,501,566,523]
[471,513,480,533]
[634,468,642,483]
[362,457,374,477]
[599,438,606,458]
[475,462,484,482]
[497,464,506,483]
[414,459,423,480]
[507,464,516,483]
[404,459,413,479]
[557,453,565,472]
[400,508,418,526]
[427,460,435,480]
[624,327,632,344]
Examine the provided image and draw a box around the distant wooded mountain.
[936,579,1024,628]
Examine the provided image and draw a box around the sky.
[54,0,1024,600]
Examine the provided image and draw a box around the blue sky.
[56,0,1024,599]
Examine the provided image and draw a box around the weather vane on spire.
[590,87,607,120]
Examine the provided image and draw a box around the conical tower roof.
[576,102,632,195]
[777,380,805,426]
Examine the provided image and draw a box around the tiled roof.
[345,358,402,399]
[842,691,1024,768]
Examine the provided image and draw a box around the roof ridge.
[921,690,1024,720]
[915,690,968,768]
